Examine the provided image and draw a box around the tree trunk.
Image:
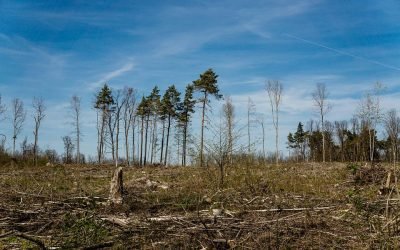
[275,124,278,165]
[247,106,250,154]
[151,115,157,164]
[144,114,150,165]
[76,114,80,164]
[137,121,140,164]
[109,167,124,204]
[33,125,39,166]
[164,115,171,166]
[322,115,325,163]
[131,117,136,166]
[371,128,375,163]
[200,92,207,167]
[160,120,165,164]
[261,122,265,162]
[13,136,16,159]
[108,115,115,162]
[97,111,102,164]
[125,121,130,167]
[115,116,120,167]
[140,116,144,166]
[182,122,187,166]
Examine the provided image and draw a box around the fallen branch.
[14,232,46,250]
[101,216,129,227]
[0,230,47,249]
[0,231,14,238]
[251,206,335,213]
[147,215,187,222]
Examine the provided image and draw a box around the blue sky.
[0,0,399,158]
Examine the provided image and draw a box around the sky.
[0,0,399,158]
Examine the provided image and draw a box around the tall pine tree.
[94,84,115,164]
[160,85,181,165]
[193,69,222,167]
[178,84,196,166]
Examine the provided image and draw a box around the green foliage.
[347,162,360,175]
[148,86,161,115]
[94,84,115,110]
[160,85,181,119]
[61,213,109,248]
[136,96,150,117]
[193,68,222,100]
[178,84,196,124]
[287,122,308,160]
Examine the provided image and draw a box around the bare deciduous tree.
[334,120,348,162]
[33,97,46,166]
[247,97,256,154]
[122,87,136,167]
[11,98,26,158]
[258,114,266,161]
[62,135,75,164]
[110,90,126,167]
[223,96,234,165]
[358,82,383,163]
[312,83,331,163]
[266,80,283,165]
[384,109,400,168]
[70,95,82,164]
[208,106,239,188]
[0,95,6,122]
[0,96,6,153]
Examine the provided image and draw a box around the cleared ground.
[0,161,398,249]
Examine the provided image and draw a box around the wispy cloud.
[88,62,135,90]
[284,34,400,72]
[0,34,68,67]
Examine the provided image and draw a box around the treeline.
[0,97,50,166]
[287,82,399,165]
[1,68,399,167]
[287,117,399,163]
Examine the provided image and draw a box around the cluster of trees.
[0,94,85,165]
[287,82,400,166]
[0,96,47,166]
[93,68,221,167]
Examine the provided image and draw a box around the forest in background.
[0,69,399,169]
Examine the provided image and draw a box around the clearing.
[0,162,398,249]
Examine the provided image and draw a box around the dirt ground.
[0,161,399,249]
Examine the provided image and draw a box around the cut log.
[109,167,124,204]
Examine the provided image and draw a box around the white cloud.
[88,62,135,90]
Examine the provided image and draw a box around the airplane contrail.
[284,33,400,72]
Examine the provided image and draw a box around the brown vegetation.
[0,161,399,249]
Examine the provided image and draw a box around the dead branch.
[16,233,46,249]
[251,206,335,213]
[101,216,129,227]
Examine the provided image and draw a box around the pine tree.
[147,86,161,164]
[94,84,115,164]
[136,96,148,166]
[193,69,222,167]
[177,84,196,166]
[160,85,181,165]
[294,122,307,160]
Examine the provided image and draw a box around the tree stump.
[109,167,124,204]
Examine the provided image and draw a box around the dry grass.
[0,161,399,249]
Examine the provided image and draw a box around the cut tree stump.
[109,167,124,204]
